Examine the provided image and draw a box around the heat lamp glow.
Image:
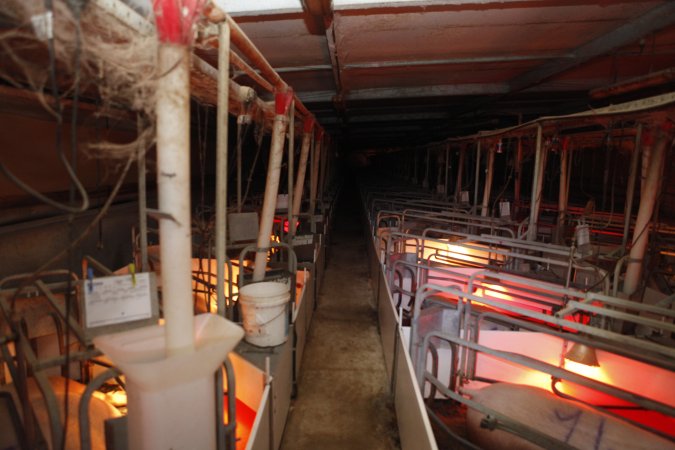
[563,359,609,383]
[104,389,128,407]
[476,283,512,301]
[191,259,241,314]
[415,239,504,266]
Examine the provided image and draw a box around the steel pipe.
[205,5,321,130]
[230,51,274,93]
[590,67,675,99]
[225,16,313,120]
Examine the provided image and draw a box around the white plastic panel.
[378,267,398,381]
[246,385,272,450]
[212,0,302,14]
[394,323,439,450]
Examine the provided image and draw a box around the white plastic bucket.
[239,281,290,347]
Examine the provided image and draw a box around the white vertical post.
[156,44,194,355]
[622,124,642,248]
[444,144,450,198]
[528,125,544,241]
[423,148,430,188]
[215,21,230,317]
[310,131,322,216]
[290,119,314,237]
[317,131,328,212]
[473,141,482,207]
[454,146,465,201]
[253,91,293,282]
[287,103,295,242]
[556,137,570,244]
[481,144,495,217]
[623,125,672,296]
[138,117,149,273]
[514,137,523,216]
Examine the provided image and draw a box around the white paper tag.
[292,235,313,246]
[84,273,153,328]
[276,194,289,210]
[499,201,511,218]
[31,12,53,41]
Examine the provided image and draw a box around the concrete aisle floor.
[280,185,400,450]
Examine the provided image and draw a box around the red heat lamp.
[273,217,300,234]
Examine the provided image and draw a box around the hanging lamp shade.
[565,343,600,367]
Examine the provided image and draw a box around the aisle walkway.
[280,186,400,450]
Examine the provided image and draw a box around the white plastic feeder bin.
[94,314,244,450]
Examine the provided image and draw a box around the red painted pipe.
[230,51,274,93]
[204,4,320,130]
[153,0,205,44]
[224,16,314,120]
[590,68,675,100]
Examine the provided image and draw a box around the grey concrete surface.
[280,186,400,450]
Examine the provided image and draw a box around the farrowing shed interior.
[0,1,674,450]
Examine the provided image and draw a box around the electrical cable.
[10,152,135,316]
[0,0,90,215]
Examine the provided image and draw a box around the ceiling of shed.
[3,0,675,152]
[220,0,675,150]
